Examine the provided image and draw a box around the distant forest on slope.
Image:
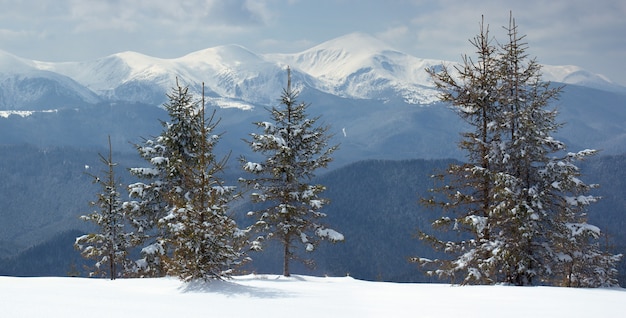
[0,146,624,285]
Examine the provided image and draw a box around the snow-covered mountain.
[267,33,441,104]
[35,46,292,107]
[0,33,624,160]
[33,33,441,106]
[0,50,101,109]
[2,32,622,109]
[542,64,626,93]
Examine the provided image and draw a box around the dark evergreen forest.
[1,146,623,285]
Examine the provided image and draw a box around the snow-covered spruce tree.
[491,14,619,287]
[488,14,565,286]
[163,87,246,282]
[75,136,136,279]
[542,151,621,287]
[240,67,343,277]
[125,97,180,277]
[124,136,169,277]
[126,81,246,280]
[415,18,509,285]
[414,14,621,287]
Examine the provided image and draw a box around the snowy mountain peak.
[179,44,263,67]
[111,51,158,64]
[541,64,625,92]
[308,32,398,56]
[266,32,441,103]
[274,32,403,78]
[0,50,102,109]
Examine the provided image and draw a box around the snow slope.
[37,45,289,106]
[267,33,442,104]
[0,50,101,109]
[542,64,626,93]
[0,49,38,74]
[2,274,624,317]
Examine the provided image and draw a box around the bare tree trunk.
[283,238,291,277]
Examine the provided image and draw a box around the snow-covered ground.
[2,274,624,317]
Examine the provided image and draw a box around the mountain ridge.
[1,32,623,108]
[0,32,624,160]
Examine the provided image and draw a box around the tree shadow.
[180,278,293,299]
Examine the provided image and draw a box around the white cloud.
[0,0,273,34]
[402,0,625,68]
[376,26,410,50]
[0,0,623,84]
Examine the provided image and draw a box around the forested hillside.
[580,155,626,253]
[2,149,623,285]
[0,145,142,256]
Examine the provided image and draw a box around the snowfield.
[2,274,624,317]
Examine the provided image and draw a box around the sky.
[0,0,625,85]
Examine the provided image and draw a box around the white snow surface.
[0,109,57,118]
[2,274,624,317]
[268,33,442,103]
[0,49,38,73]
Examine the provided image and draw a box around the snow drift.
[2,274,624,317]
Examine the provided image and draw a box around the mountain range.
[0,33,625,279]
[3,33,444,108]
[1,32,624,163]
[2,32,624,108]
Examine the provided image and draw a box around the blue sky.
[1,0,624,85]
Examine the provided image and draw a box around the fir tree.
[125,80,200,277]
[162,84,246,281]
[543,151,621,287]
[489,14,566,285]
[494,14,620,287]
[415,14,621,287]
[75,136,135,279]
[240,67,343,277]
[417,17,507,284]
[126,80,246,280]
